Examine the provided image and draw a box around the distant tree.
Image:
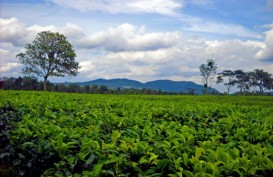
[99,85,109,94]
[2,77,15,90]
[14,77,23,90]
[22,76,38,90]
[67,84,80,93]
[16,31,80,91]
[187,88,195,95]
[83,85,91,93]
[253,69,273,93]
[142,88,152,94]
[248,71,258,92]
[91,85,99,94]
[0,80,4,89]
[217,70,236,94]
[199,59,217,94]
[216,75,224,84]
[56,83,67,92]
[115,87,122,94]
[234,70,250,93]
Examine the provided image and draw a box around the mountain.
[68,78,143,89]
[64,78,219,94]
[145,80,201,92]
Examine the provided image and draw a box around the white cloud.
[76,36,267,85]
[26,25,57,34]
[98,49,176,64]
[0,48,10,55]
[0,17,85,47]
[205,40,263,65]
[78,23,181,51]
[0,46,23,77]
[48,0,182,16]
[0,17,31,46]
[127,0,182,16]
[184,21,262,39]
[255,28,273,61]
[79,61,95,72]
[0,62,22,75]
[27,23,86,41]
[62,23,86,39]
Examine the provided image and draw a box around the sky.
[0,0,273,92]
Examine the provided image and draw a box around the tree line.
[217,69,273,94]
[199,59,273,94]
[0,76,192,95]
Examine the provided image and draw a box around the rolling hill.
[64,78,219,94]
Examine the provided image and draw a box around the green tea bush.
[0,91,273,176]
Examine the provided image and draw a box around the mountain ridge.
[64,78,219,94]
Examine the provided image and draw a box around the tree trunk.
[227,86,230,94]
[43,76,48,91]
[259,84,263,93]
[203,83,208,94]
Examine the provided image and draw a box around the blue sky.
[0,0,273,92]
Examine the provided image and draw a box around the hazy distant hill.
[68,78,143,89]
[65,78,219,94]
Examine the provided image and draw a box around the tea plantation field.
[1,91,273,176]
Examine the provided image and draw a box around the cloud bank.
[78,23,181,51]
[256,28,273,61]
[48,0,182,16]
[0,17,272,86]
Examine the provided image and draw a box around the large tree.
[253,69,273,93]
[199,59,217,94]
[234,70,250,93]
[17,31,80,91]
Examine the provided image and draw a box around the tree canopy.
[216,69,273,94]
[217,70,236,94]
[199,59,217,94]
[16,31,80,91]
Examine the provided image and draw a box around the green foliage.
[217,69,273,94]
[199,59,217,94]
[16,31,80,91]
[1,90,273,176]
